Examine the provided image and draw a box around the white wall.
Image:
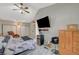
[36,3,79,43]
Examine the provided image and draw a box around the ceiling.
[0,3,55,23]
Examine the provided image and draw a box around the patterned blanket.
[0,36,36,55]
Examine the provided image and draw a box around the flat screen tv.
[37,16,50,28]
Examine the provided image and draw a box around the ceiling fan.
[13,3,30,14]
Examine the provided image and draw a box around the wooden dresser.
[59,24,79,55]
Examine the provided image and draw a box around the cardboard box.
[67,24,78,31]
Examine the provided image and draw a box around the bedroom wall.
[0,20,30,37]
[35,3,79,43]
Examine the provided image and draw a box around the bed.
[0,36,36,55]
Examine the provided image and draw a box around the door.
[73,31,79,54]
[59,30,73,55]
[59,30,66,54]
[65,31,73,54]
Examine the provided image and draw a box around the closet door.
[59,30,66,54]
[65,31,73,54]
[59,30,73,55]
[73,31,79,54]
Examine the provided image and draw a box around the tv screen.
[37,16,50,28]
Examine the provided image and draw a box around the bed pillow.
[21,36,32,41]
[2,36,10,43]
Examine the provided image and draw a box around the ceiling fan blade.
[13,9,19,10]
[24,10,30,13]
[14,4,20,8]
[20,3,23,5]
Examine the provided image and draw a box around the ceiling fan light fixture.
[13,3,30,14]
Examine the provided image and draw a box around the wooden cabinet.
[59,30,79,55]
[59,24,79,55]
[59,31,66,54]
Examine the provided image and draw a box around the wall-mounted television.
[37,16,50,28]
